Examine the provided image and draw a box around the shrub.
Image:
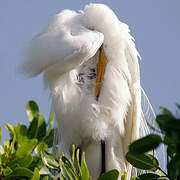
[0,101,118,180]
[0,101,180,179]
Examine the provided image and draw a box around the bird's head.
[84,3,120,37]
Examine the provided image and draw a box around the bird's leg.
[101,140,106,174]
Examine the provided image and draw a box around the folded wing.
[19,10,104,78]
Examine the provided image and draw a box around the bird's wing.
[19,11,104,77]
[121,35,142,178]
[123,34,141,139]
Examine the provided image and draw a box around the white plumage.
[20,3,156,179]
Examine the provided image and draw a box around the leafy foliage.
[0,101,54,179]
[1,101,180,179]
[126,105,180,180]
[0,101,119,180]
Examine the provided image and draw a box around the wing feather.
[141,88,166,171]
[119,32,142,178]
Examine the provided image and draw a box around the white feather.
[19,3,158,179]
[19,9,104,82]
[141,88,166,171]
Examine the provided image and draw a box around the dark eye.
[88,26,94,31]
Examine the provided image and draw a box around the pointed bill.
[95,45,108,98]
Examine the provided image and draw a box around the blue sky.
[0,0,180,140]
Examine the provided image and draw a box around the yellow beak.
[95,45,108,99]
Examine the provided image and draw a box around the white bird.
[20,3,158,179]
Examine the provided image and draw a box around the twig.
[157,166,169,178]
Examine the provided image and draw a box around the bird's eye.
[88,26,94,31]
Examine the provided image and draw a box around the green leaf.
[61,156,73,169]
[35,142,48,155]
[32,168,40,180]
[16,154,33,167]
[14,123,28,145]
[28,156,42,170]
[60,163,78,180]
[27,117,38,139]
[43,111,55,145]
[129,134,162,154]
[36,114,46,141]
[80,152,89,180]
[164,136,178,157]
[41,176,49,180]
[9,167,33,178]
[75,148,82,176]
[167,145,176,158]
[26,101,39,122]
[72,144,75,168]
[121,172,127,180]
[16,138,37,157]
[20,125,28,136]
[41,150,59,170]
[98,169,119,180]
[126,152,159,171]
[137,173,160,180]
[27,114,46,141]
[44,129,54,148]
[167,154,180,179]
[14,123,28,137]
[160,107,174,116]
[3,167,13,176]
[59,147,78,180]
[6,124,16,150]
[156,115,180,133]
[6,124,15,138]
[9,154,33,168]
[59,172,66,180]
[164,135,175,146]
[46,112,54,137]
[4,139,10,152]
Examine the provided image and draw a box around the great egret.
[20,3,159,179]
